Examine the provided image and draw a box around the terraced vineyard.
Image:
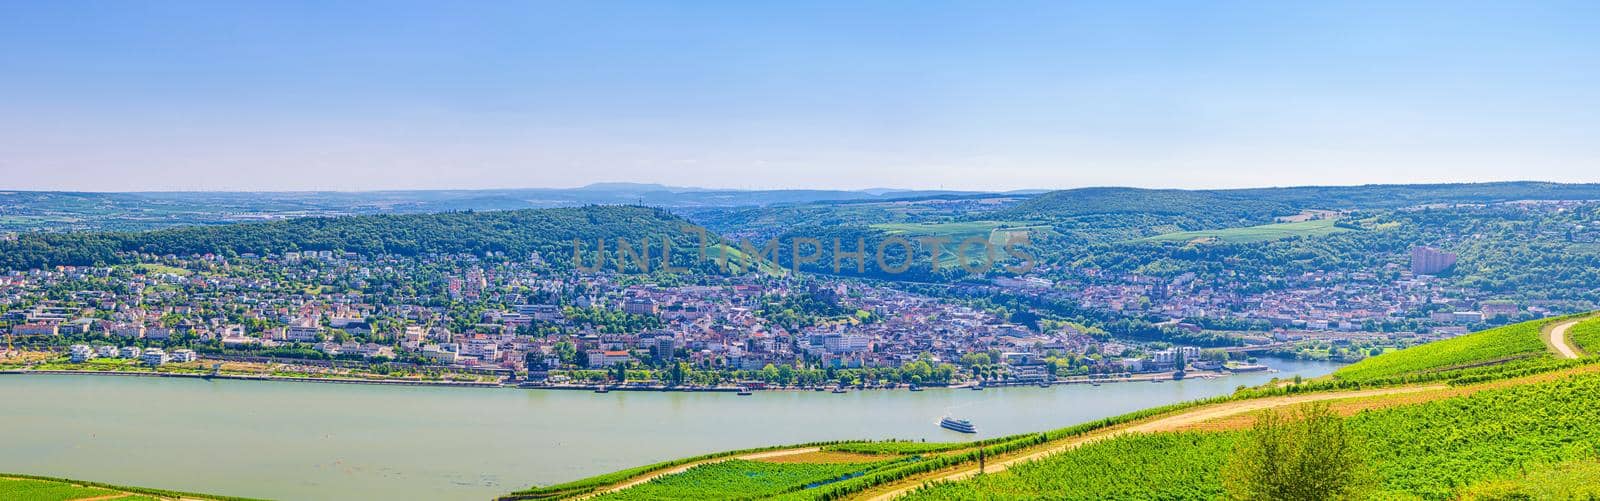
[0,475,250,501]
[1331,317,1556,382]
[1565,317,1600,354]
[595,459,897,501]
[906,368,1600,500]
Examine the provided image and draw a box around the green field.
[0,477,117,501]
[1566,317,1600,354]
[1136,218,1351,244]
[1332,317,1556,382]
[595,459,893,501]
[129,263,192,276]
[0,475,252,501]
[908,368,1600,500]
[870,221,1051,267]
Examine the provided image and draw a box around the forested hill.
[0,205,713,272]
[1001,182,1600,222]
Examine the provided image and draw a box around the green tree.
[1221,402,1376,501]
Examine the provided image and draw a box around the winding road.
[1546,317,1587,360]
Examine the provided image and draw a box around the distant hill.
[0,185,995,232]
[0,205,719,272]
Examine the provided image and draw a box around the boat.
[593,387,610,393]
[831,387,848,394]
[940,417,977,434]
[970,384,984,391]
[909,384,923,392]
[736,387,753,396]
[1038,381,1051,388]
[813,386,826,392]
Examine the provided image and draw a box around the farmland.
[593,459,895,501]
[906,368,1600,500]
[1135,218,1351,244]
[0,475,250,501]
[1331,317,1556,382]
[1565,317,1600,354]
[869,221,1051,267]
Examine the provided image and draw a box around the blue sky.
[1,1,1596,191]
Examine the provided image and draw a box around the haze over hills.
[6,181,1600,234]
[0,182,1012,233]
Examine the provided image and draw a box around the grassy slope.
[1135,219,1351,244]
[1332,317,1555,382]
[596,459,893,501]
[1566,317,1600,354]
[907,368,1600,500]
[0,474,259,501]
[869,221,1049,267]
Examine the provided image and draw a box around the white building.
[285,324,322,343]
[118,346,143,359]
[141,348,168,366]
[170,349,197,363]
[69,344,96,363]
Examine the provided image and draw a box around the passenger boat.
[970,384,983,391]
[831,387,848,394]
[939,417,977,434]
[593,387,610,393]
[736,387,753,396]
[908,384,923,392]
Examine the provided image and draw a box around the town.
[0,236,1566,391]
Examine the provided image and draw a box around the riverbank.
[3,364,1285,393]
[0,368,501,388]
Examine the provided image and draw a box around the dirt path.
[859,385,1443,501]
[1546,318,1586,359]
[574,447,821,499]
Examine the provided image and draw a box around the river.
[0,357,1342,500]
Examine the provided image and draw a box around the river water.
[0,357,1342,500]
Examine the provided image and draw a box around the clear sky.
[1,1,1596,192]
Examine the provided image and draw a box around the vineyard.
[0,474,255,501]
[820,441,969,456]
[905,432,1236,500]
[593,459,896,501]
[1566,317,1600,354]
[1332,317,1555,382]
[904,368,1600,500]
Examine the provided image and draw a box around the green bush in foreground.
[1222,403,1376,501]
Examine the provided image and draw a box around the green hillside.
[1135,219,1352,244]
[1331,317,1560,382]
[906,368,1600,500]
[0,205,719,272]
[0,474,258,501]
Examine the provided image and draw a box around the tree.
[1222,402,1376,501]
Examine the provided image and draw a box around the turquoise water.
[0,357,1342,500]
